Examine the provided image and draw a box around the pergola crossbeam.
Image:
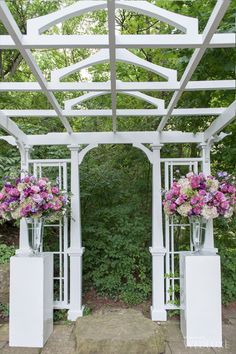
[2,108,226,117]
[158,0,231,132]
[0,80,234,92]
[204,100,236,141]
[0,1,72,134]
[0,33,234,49]
[0,111,27,144]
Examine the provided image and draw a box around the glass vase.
[189,216,207,253]
[25,218,45,255]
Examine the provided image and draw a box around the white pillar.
[200,143,217,254]
[16,144,33,256]
[150,145,167,321]
[67,145,84,321]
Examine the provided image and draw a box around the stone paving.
[0,310,236,354]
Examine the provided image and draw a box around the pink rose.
[8,188,20,197]
[38,179,47,187]
[0,192,5,200]
[31,185,40,193]
[52,186,59,194]
[228,185,235,194]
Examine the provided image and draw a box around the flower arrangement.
[0,174,69,222]
[163,172,236,220]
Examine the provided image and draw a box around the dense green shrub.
[83,206,152,305]
[219,248,236,304]
[0,244,15,264]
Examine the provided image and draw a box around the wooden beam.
[0,111,27,143]
[158,0,231,132]
[0,1,72,134]
[2,108,225,117]
[204,100,236,141]
[107,0,117,131]
[0,33,234,49]
[0,80,234,92]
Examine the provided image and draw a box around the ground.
[0,304,235,354]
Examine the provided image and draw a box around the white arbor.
[0,0,235,323]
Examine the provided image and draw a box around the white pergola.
[0,0,235,325]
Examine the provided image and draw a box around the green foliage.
[220,248,236,305]
[0,0,235,307]
[53,309,68,322]
[83,306,92,316]
[0,244,15,264]
[0,303,9,319]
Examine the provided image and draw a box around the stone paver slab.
[168,341,215,354]
[75,309,165,354]
[161,321,183,342]
[0,340,7,349]
[0,346,40,354]
[0,324,8,341]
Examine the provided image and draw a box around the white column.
[67,145,84,321]
[200,143,218,254]
[16,144,33,256]
[150,145,167,321]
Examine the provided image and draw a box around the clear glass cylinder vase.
[25,217,45,255]
[189,216,207,253]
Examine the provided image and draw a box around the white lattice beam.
[204,100,236,141]
[0,1,72,134]
[0,111,27,143]
[158,0,231,132]
[0,80,234,92]
[3,108,225,117]
[22,131,204,145]
[107,0,117,131]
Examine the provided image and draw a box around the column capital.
[151,144,163,151]
[149,247,166,256]
[68,144,81,151]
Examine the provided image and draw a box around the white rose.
[201,205,218,220]
[177,202,192,217]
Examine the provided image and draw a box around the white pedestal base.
[180,253,222,347]
[9,253,53,348]
[150,306,167,321]
[67,305,84,321]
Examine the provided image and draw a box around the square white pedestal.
[180,253,222,347]
[9,253,53,348]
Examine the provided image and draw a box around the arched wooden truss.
[0,0,235,325]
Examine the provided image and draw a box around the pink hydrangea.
[163,172,236,220]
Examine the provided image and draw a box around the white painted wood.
[51,49,177,82]
[180,253,222,347]
[0,33,234,49]
[0,80,235,92]
[67,145,84,320]
[117,0,198,35]
[79,144,98,165]
[0,111,27,144]
[18,131,204,146]
[27,1,106,35]
[26,0,197,37]
[0,1,72,134]
[204,100,236,141]
[158,0,231,131]
[9,254,53,347]
[150,145,167,321]
[107,0,117,131]
[3,108,225,117]
[64,91,165,110]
